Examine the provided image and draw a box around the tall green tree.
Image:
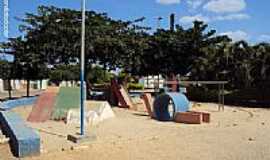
[0,60,13,98]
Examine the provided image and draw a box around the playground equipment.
[0,97,37,111]
[66,101,115,125]
[0,111,40,157]
[141,92,210,124]
[27,87,59,122]
[111,79,134,109]
[51,87,81,120]
[153,92,189,121]
[141,93,154,118]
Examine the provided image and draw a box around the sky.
[0,0,270,43]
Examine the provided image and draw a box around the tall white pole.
[3,0,9,38]
[80,0,86,136]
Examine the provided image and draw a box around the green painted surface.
[51,87,80,120]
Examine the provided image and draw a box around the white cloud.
[215,13,250,21]
[179,13,249,25]
[203,0,246,13]
[179,14,210,24]
[219,30,249,42]
[187,0,205,10]
[258,35,270,42]
[156,0,181,5]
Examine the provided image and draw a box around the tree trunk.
[40,80,43,90]
[8,79,12,99]
[157,74,160,90]
[171,73,178,92]
[146,75,149,88]
[123,75,129,91]
[26,79,30,97]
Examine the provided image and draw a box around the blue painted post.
[80,0,86,136]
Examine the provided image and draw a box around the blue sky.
[0,0,270,43]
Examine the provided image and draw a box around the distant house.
[140,75,164,89]
[0,79,49,92]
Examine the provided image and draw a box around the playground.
[1,1,270,160]
[1,99,270,160]
[0,77,269,160]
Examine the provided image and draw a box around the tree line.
[0,6,270,99]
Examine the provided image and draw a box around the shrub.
[186,86,219,102]
[127,83,144,90]
[87,66,112,84]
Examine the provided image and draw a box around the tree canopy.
[1,5,270,93]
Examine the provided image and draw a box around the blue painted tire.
[153,92,189,121]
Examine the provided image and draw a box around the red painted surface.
[188,111,210,123]
[174,112,202,124]
[141,93,154,118]
[111,79,134,109]
[27,87,59,123]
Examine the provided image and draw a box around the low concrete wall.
[0,97,37,111]
[0,111,40,157]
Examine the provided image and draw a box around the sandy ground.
[1,103,270,160]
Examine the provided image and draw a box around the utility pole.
[68,0,96,143]
[80,0,86,136]
[170,13,175,31]
[3,0,9,38]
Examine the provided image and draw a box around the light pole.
[80,0,86,136]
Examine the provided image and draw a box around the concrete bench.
[0,97,37,111]
[188,111,210,123]
[0,111,40,157]
[174,112,202,124]
[174,111,211,124]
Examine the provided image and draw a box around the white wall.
[0,79,4,92]
[143,75,164,89]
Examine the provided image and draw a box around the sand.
[1,103,270,160]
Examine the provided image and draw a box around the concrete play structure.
[153,92,189,121]
[0,97,41,157]
[28,87,59,122]
[66,101,115,125]
[141,92,210,124]
[141,93,154,118]
[27,86,114,123]
[51,87,81,120]
[0,111,40,157]
[0,86,116,158]
[111,79,134,109]
[0,79,211,158]
[0,97,37,111]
